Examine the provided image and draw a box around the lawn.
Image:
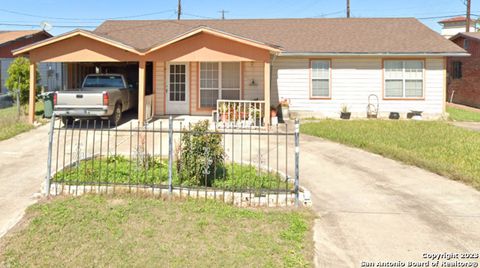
[0,102,44,141]
[301,120,480,189]
[447,105,480,122]
[53,156,292,191]
[0,195,313,267]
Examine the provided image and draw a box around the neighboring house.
[438,16,477,39]
[447,32,480,108]
[0,30,64,94]
[13,18,467,124]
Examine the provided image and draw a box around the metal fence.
[45,116,300,207]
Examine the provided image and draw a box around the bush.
[5,57,41,112]
[176,120,224,186]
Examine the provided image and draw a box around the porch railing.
[215,100,265,128]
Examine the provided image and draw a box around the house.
[446,32,480,108]
[0,30,64,94]
[12,18,467,124]
[438,16,477,39]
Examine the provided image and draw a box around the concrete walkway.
[0,124,50,237]
[300,134,480,267]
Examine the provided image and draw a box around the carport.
[13,30,154,124]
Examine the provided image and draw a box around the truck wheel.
[110,103,122,126]
[61,116,74,126]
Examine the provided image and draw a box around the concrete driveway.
[0,123,49,237]
[299,134,480,267]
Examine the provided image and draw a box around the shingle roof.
[0,30,47,45]
[451,32,480,42]
[438,16,475,24]
[94,18,466,54]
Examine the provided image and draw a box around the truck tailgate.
[56,91,104,107]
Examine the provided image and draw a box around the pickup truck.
[54,74,137,126]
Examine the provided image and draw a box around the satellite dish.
[40,21,52,31]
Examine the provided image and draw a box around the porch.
[13,28,277,126]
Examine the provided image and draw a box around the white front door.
[166,63,189,114]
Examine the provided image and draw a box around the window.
[452,61,462,79]
[311,60,330,98]
[384,60,424,99]
[83,75,124,88]
[200,62,241,108]
[464,39,470,50]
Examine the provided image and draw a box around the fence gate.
[45,116,300,207]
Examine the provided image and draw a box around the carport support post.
[264,61,271,126]
[294,119,300,207]
[28,61,37,124]
[138,60,146,125]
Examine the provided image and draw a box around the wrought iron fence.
[45,116,300,207]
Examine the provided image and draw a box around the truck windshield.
[83,75,124,88]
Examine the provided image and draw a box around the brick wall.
[447,36,480,108]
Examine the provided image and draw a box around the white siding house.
[273,57,446,118]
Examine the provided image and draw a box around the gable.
[145,31,271,62]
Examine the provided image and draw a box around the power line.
[0,22,96,28]
[0,8,175,22]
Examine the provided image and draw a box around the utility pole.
[466,0,471,32]
[219,9,229,20]
[177,0,182,20]
[347,0,350,18]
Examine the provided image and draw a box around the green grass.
[0,195,313,267]
[301,120,480,189]
[0,102,44,141]
[53,156,292,191]
[447,106,480,122]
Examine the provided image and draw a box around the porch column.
[28,61,37,124]
[264,61,271,125]
[138,60,146,125]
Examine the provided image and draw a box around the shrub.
[5,57,41,112]
[176,120,224,186]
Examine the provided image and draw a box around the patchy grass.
[53,156,292,191]
[301,120,480,189]
[0,102,44,141]
[0,195,313,267]
[447,106,480,122]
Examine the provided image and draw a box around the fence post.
[294,119,300,207]
[168,116,173,194]
[45,113,56,196]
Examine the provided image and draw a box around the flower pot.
[340,112,351,120]
[281,106,289,120]
[270,108,277,118]
[220,113,228,122]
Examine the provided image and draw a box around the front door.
[166,63,189,114]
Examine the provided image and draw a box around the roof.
[0,30,50,45]
[92,18,466,55]
[450,32,480,41]
[438,16,475,24]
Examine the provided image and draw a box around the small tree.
[177,120,224,186]
[5,57,40,115]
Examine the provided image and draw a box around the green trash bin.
[42,92,54,118]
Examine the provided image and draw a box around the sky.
[0,0,478,36]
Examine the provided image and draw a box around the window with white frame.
[311,60,330,98]
[384,60,424,98]
[200,62,241,108]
